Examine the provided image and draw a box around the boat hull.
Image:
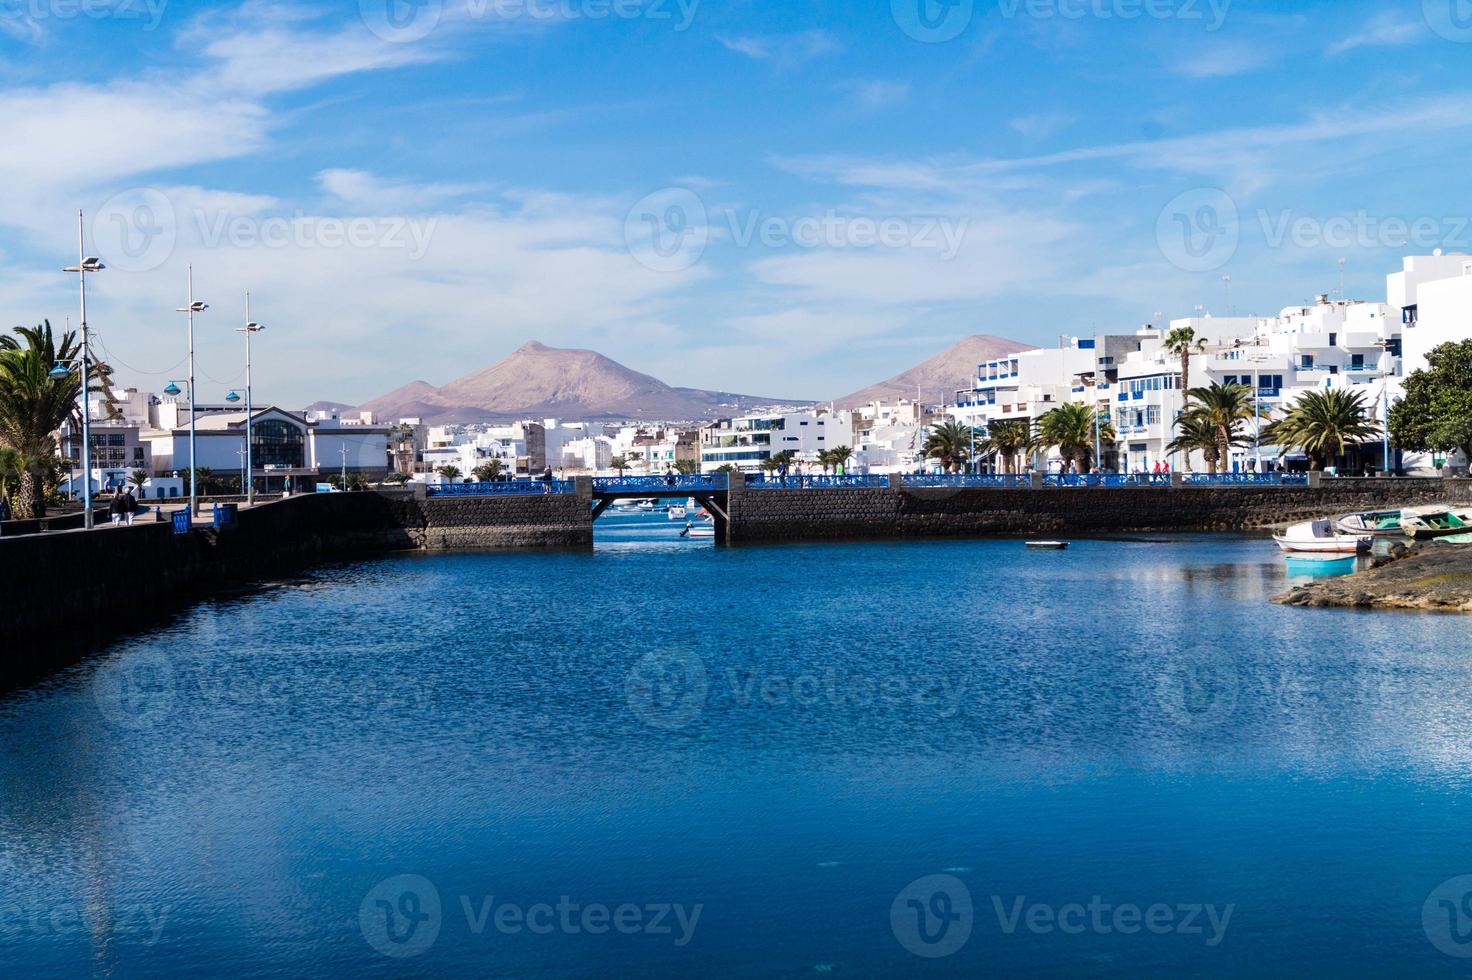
[1273,535,1365,554]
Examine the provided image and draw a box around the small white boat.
[1274,519,1369,554]
[1336,508,1417,538]
[1284,553,1358,575]
[1025,541,1069,551]
[682,520,715,539]
[667,505,687,520]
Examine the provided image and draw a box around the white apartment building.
[849,399,933,471]
[699,410,848,472]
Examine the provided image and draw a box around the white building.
[699,410,849,472]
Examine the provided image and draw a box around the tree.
[381,471,410,486]
[610,453,633,475]
[760,457,781,473]
[192,467,215,495]
[1035,403,1115,473]
[1166,413,1220,473]
[472,460,505,482]
[977,419,1032,474]
[0,322,84,518]
[1182,382,1257,472]
[345,472,370,491]
[436,465,461,480]
[826,445,854,473]
[128,469,149,493]
[674,459,700,475]
[1389,340,1472,469]
[924,420,973,472]
[713,463,738,473]
[1164,325,1207,399]
[1262,388,1379,471]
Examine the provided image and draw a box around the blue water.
[4,513,1472,976]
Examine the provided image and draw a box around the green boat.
[1336,509,1415,537]
[1400,510,1472,540]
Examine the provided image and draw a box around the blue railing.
[1045,474,1164,487]
[906,474,1030,488]
[593,474,728,494]
[1183,473,1308,486]
[746,475,890,489]
[427,480,575,497]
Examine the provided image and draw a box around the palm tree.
[1166,413,1220,473]
[1035,403,1115,473]
[610,453,633,475]
[472,460,504,482]
[674,459,700,475]
[0,322,84,518]
[1261,388,1379,471]
[1185,382,1258,472]
[924,420,973,472]
[1164,325,1207,399]
[128,469,149,493]
[978,419,1031,474]
[436,465,461,480]
[825,445,854,474]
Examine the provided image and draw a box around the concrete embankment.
[1275,542,1472,612]
[1,489,592,679]
[723,478,1472,543]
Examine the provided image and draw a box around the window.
[252,419,305,468]
[1351,354,1365,370]
[1328,333,1337,346]
[1300,355,1315,369]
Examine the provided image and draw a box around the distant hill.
[833,334,1033,408]
[359,341,810,422]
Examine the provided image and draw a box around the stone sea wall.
[724,478,1472,543]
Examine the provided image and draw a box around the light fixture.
[164,381,181,396]
[226,390,241,403]
[49,363,71,380]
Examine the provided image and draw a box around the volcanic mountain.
[358,341,811,422]
[832,334,1033,408]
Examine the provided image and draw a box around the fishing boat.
[1335,508,1418,538]
[1273,519,1370,554]
[681,519,715,539]
[1025,541,1069,551]
[1284,553,1358,575]
[1401,509,1472,540]
[667,505,687,520]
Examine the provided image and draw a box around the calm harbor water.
[4,512,1472,976]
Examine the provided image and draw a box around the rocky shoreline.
[1274,541,1472,612]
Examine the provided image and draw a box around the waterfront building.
[699,410,847,472]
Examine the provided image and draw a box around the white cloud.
[835,79,910,113]
[317,170,486,211]
[1326,14,1426,57]
[717,30,842,68]
[1008,113,1075,141]
[1170,42,1276,79]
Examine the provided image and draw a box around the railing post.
[1029,472,1043,489]
[1307,471,1322,488]
[1169,471,1184,488]
[573,475,593,500]
[412,481,428,500]
[888,473,903,490]
[728,470,745,491]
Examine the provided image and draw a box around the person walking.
[123,488,138,526]
[108,491,126,527]
[0,494,10,523]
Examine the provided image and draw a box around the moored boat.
[1401,509,1472,540]
[1284,553,1358,575]
[1335,508,1418,538]
[1025,541,1069,551]
[667,505,687,520]
[1274,519,1369,554]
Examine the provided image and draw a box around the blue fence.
[746,475,890,490]
[906,474,1031,488]
[1183,473,1308,486]
[426,480,576,497]
[593,474,727,494]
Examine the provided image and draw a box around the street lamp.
[175,267,209,516]
[61,214,104,528]
[236,294,265,506]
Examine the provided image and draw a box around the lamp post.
[339,444,349,489]
[175,268,209,516]
[235,293,264,506]
[62,215,104,528]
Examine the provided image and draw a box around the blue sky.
[2,0,1472,406]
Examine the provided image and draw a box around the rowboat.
[1284,553,1358,575]
[1025,541,1069,551]
[1335,508,1418,538]
[1274,519,1370,554]
[1401,509,1472,540]
[681,519,716,539]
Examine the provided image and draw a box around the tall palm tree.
[924,420,973,472]
[436,465,461,480]
[610,454,632,475]
[674,459,700,475]
[979,419,1032,474]
[0,322,84,518]
[826,445,854,473]
[1261,388,1379,471]
[1035,403,1115,473]
[1166,413,1220,473]
[472,459,504,482]
[1164,326,1208,401]
[1184,382,1257,472]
